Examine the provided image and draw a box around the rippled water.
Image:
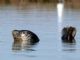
[0,4,80,60]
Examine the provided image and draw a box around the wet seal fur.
[12,30,39,45]
[61,26,76,43]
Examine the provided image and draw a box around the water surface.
[0,3,80,60]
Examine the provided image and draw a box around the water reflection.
[57,2,64,41]
[57,3,64,23]
[12,41,38,52]
[62,42,76,52]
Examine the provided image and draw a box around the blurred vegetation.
[64,0,80,9]
[0,0,58,5]
[0,0,80,8]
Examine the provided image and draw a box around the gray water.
[0,4,80,60]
